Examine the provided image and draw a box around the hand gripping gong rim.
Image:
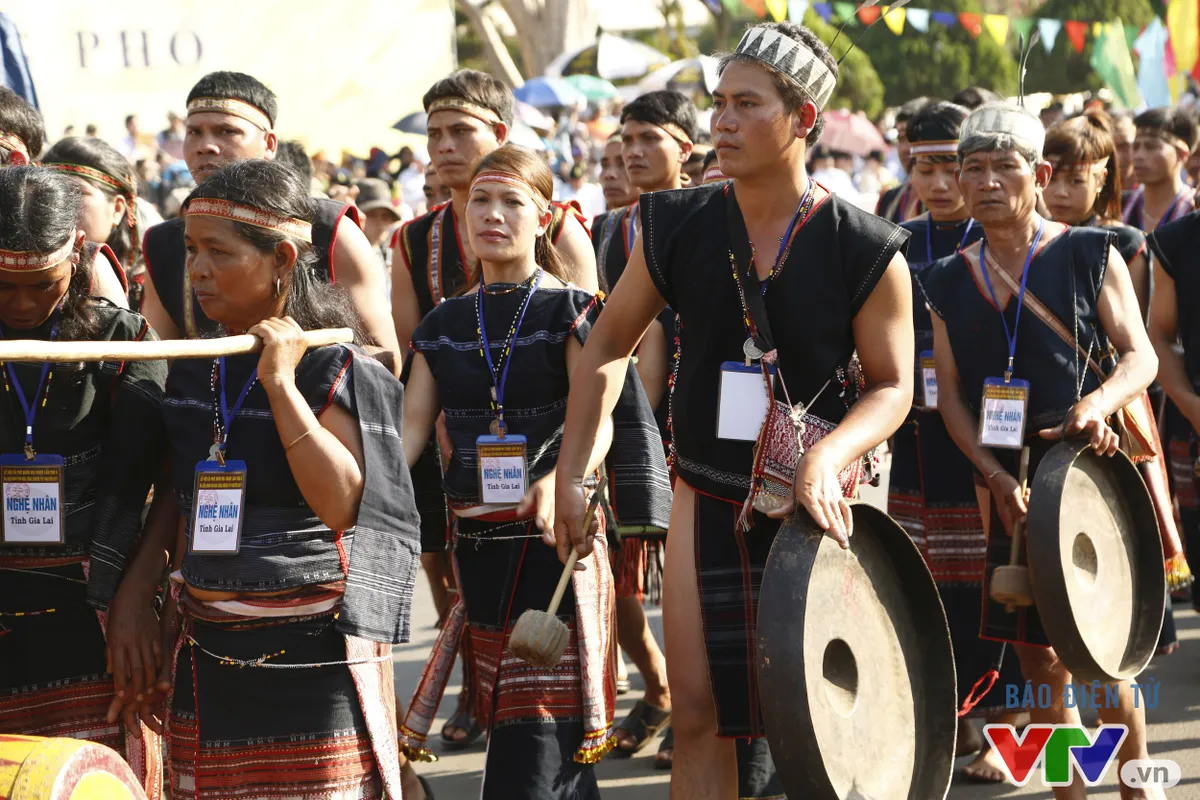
[1026,440,1165,683]
[756,503,956,800]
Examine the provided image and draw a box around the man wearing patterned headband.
[0,86,43,166]
[1123,107,1199,232]
[140,70,398,355]
[555,21,914,799]
[919,102,1163,797]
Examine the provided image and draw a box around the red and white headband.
[184,198,312,243]
[470,170,550,213]
[0,130,30,164]
[0,233,77,272]
[910,140,959,157]
[187,97,272,132]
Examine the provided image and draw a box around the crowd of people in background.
[3,13,1200,800]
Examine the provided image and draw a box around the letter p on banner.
[1120,759,1182,789]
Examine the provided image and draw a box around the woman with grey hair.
[919,102,1164,798]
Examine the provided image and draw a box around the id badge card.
[979,378,1029,449]
[0,454,65,546]
[477,435,528,505]
[920,351,938,409]
[717,361,777,441]
[190,460,247,554]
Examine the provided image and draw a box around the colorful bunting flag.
[1012,18,1034,43]
[930,10,957,27]
[722,0,743,13]
[1064,20,1088,53]
[1091,21,1141,108]
[883,6,906,34]
[766,0,788,21]
[983,14,1009,45]
[699,0,722,12]
[833,1,857,22]
[906,7,930,32]
[744,0,768,17]
[1038,18,1062,53]
[858,5,881,24]
[788,0,810,22]
[958,12,982,38]
[1124,24,1140,49]
[1167,0,1199,74]
[813,2,832,20]
[1135,17,1172,108]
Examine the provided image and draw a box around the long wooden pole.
[0,328,354,362]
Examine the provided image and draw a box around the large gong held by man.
[918,102,1165,797]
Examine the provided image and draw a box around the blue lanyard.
[478,270,542,417]
[216,357,258,457]
[1156,189,1190,229]
[1,311,61,457]
[760,180,814,296]
[979,219,1044,381]
[924,218,975,266]
[624,203,639,258]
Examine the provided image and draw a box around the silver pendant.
[743,339,764,361]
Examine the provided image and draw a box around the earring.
[275,276,281,297]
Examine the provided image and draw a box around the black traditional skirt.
[888,411,1022,714]
[0,558,162,798]
[454,517,603,800]
[690,489,787,800]
[168,597,398,799]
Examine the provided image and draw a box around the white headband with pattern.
[733,28,837,111]
[960,105,1046,156]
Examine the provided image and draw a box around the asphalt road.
[393,465,1200,799]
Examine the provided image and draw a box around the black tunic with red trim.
[591,205,637,293]
[396,200,585,319]
[643,182,910,505]
[143,199,358,337]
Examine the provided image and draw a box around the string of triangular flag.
[731,0,1140,54]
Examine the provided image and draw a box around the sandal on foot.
[654,726,674,770]
[440,709,483,750]
[610,700,671,758]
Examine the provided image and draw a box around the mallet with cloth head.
[989,446,1034,612]
[509,474,607,669]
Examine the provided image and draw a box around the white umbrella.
[546,33,671,82]
[515,101,554,132]
[636,56,720,96]
[507,120,546,151]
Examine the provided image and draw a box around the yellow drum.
[0,735,147,800]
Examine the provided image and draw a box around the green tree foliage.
[804,10,885,118]
[1023,0,1156,95]
[844,0,1018,106]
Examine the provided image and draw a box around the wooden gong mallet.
[509,474,607,669]
[990,446,1035,613]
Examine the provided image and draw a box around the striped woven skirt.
[0,557,162,799]
[888,411,1022,714]
[454,516,610,800]
[167,593,400,799]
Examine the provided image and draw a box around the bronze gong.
[756,504,956,800]
[1026,440,1165,683]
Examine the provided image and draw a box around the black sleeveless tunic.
[901,216,983,358]
[642,182,910,504]
[918,227,1111,432]
[143,198,357,337]
[591,204,636,293]
[1150,212,1200,387]
[397,201,584,319]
